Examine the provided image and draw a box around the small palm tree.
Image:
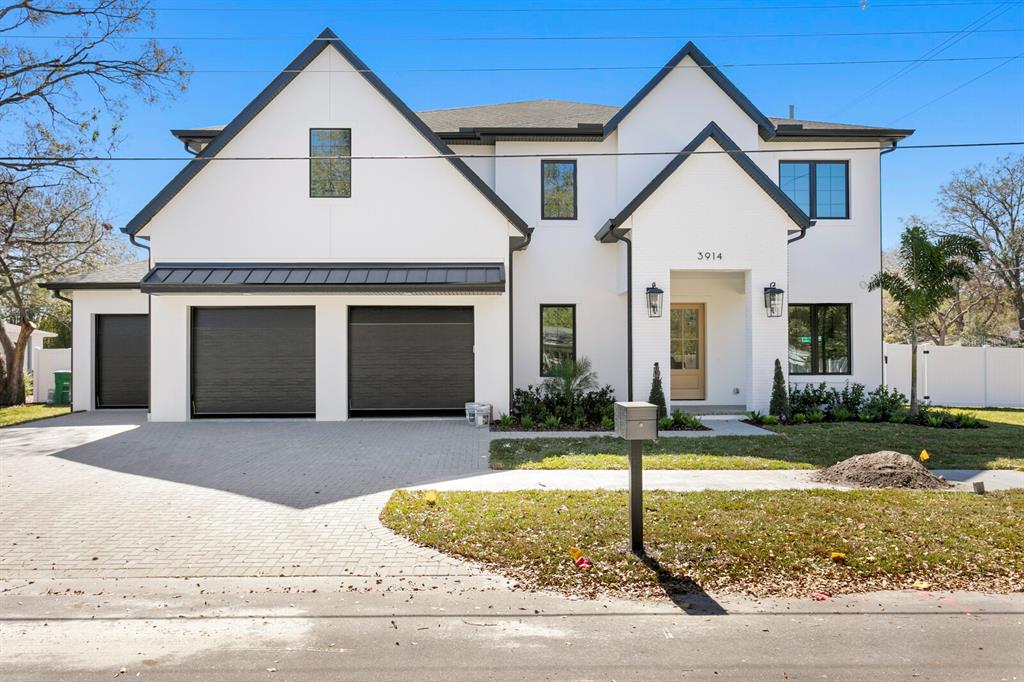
[543,356,598,404]
[868,223,981,415]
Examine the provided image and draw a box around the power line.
[11,55,1020,74]
[5,141,1022,163]
[895,52,1024,121]
[831,1,1020,116]
[136,1,1018,13]
[7,28,1022,42]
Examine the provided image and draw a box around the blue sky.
[34,1,1024,248]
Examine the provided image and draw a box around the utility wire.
[831,1,1020,116]
[5,141,1021,164]
[10,55,1019,74]
[895,52,1024,121]
[7,28,1021,42]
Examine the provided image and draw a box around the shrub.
[543,357,599,409]
[831,406,852,422]
[958,413,980,428]
[761,415,780,425]
[889,409,909,424]
[926,414,945,428]
[543,414,561,429]
[791,412,807,425]
[806,410,826,423]
[600,415,614,430]
[747,410,766,425]
[648,362,668,419]
[497,413,513,427]
[510,363,616,429]
[859,410,880,423]
[789,382,831,414]
[658,416,673,430]
[520,414,535,429]
[769,359,789,419]
[834,382,866,415]
[671,411,702,429]
[863,385,907,421]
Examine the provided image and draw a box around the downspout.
[607,226,634,400]
[508,229,533,412]
[129,232,150,253]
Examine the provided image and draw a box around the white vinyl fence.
[32,348,71,404]
[884,343,1024,408]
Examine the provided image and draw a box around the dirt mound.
[814,451,952,490]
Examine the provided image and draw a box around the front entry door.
[670,303,706,400]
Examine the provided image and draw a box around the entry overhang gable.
[141,263,506,294]
[595,122,813,244]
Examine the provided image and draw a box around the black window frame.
[788,303,852,376]
[539,303,577,377]
[540,159,578,221]
[309,128,352,199]
[778,160,850,220]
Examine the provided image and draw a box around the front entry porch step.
[670,403,747,416]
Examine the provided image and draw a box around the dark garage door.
[95,314,149,408]
[348,306,474,412]
[191,307,315,417]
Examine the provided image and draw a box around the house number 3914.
[697,251,723,261]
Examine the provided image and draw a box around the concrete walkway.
[407,468,1024,493]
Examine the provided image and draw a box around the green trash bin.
[53,370,71,406]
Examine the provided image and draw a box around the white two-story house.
[43,29,912,421]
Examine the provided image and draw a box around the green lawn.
[382,488,1024,598]
[490,408,1024,471]
[0,404,70,427]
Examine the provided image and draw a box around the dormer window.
[779,161,849,219]
[541,160,577,220]
[310,128,351,198]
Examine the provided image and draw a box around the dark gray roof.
[596,121,812,243]
[130,28,530,237]
[141,263,505,294]
[417,100,618,132]
[40,260,148,290]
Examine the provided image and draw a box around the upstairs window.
[788,304,851,375]
[779,161,849,219]
[540,304,576,376]
[310,128,351,197]
[541,160,577,220]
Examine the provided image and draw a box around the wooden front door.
[670,303,706,400]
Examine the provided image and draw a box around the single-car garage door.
[191,307,315,417]
[95,314,149,408]
[348,306,473,413]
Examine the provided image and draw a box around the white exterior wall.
[757,141,885,390]
[495,138,627,396]
[626,138,792,411]
[69,288,149,412]
[149,294,509,422]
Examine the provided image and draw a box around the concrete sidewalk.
[407,468,1024,492]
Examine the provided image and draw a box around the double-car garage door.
[186,306,473,417]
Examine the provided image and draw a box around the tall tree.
[938,154,1024,338]
[0,1,187,405]
[868,223,981,415]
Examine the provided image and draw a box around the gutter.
[508,228,534,412]
[787,219,816,245]
[129,232,151,252]
[598,221,634,401]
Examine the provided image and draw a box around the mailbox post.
[613,401,659,555]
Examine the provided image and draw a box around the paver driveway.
[0,412,493,579]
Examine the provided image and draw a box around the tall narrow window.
[540,304,576,376]
[788,304,851,375]
[310,128,351,198]
[541,160,577,220]
[779,161,848,219]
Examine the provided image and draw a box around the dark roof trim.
[596,121,812,243]
[39,281,141,291]
[140,262,506,294]
[439,124,605,145]
[603,42,776,141]
[125,28,529,237]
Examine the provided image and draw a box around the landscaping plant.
[868,223,982,415]
[648,362,668,419]
[769,359,789,419]
[506,357,616,430]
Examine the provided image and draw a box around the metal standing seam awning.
[140,263,506,294]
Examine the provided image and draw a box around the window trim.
[309,128,352,199]
[778,160,850,220]
[539,303,577,377]
[788,303,852,376]
[540,159,578,221]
